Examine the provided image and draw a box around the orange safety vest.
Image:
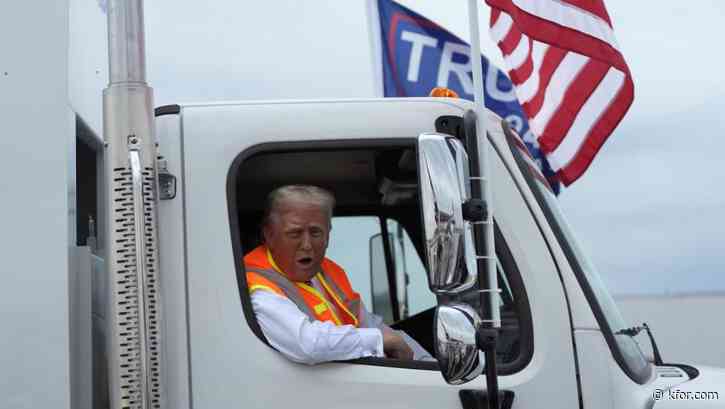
[244,245,361,327]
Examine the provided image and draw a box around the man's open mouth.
[297,257,313,267]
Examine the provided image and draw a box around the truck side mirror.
[418,132,482,385]
[434,303,484,384]
[417,133,476,293]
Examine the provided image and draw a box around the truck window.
[384,219,437,319]
[326,216,383,316]
[326,216,436,323]
[506,129,652,383]
[326,215,530,369]
[232,143,532,372]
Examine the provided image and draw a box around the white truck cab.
[5,1,724,408]
[73,97,722,408]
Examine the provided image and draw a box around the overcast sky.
[124,0,725,296]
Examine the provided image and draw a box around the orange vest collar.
[246,245,360,327]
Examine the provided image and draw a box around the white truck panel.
[653,366,725,409]
[68,0,108,138]
[173,98,579,408]
[485,125,580,408]
[575,329,616,409]
[69,247,93,409]
[577,328,696,409]
[180,99,469,407]
[155,112,191,409]
[487,118,600,331]
[0,1,72,408]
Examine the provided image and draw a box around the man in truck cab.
[244,185,433,364]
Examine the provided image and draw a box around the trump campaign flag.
[486,0,634,186]
[373,0,560,193]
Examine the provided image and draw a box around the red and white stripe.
[486,0,634,186]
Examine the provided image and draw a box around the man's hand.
[382,331,414,360]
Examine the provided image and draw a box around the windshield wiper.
[616,322,663,365]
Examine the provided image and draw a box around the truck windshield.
[533,174,630,329]
[505,132,652,382]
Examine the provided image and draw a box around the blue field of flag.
[377,0,560,193]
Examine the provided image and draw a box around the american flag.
[485,0,634,186]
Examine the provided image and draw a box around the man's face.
[263,201,330,282]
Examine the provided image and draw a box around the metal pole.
[467,1,500,408]
[467,0,499,333]
[365,0,384,97]
[107,0,147,84]
[104,1,163,408]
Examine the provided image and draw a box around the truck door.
[177,102,581,408]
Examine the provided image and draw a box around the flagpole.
[467,0,500,408]
[365,0,384,97]
[468,0,498,330]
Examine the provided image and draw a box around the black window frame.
[227,137,533,373]
[75,116,103,251]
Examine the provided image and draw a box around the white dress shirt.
[251,285,434,365]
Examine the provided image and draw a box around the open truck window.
[229,141,533,372]
[327,216,436,324]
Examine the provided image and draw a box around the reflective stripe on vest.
[317,273,361,325]
[244,245,362,326]
[247,267,317,319]
[247,267,359,326]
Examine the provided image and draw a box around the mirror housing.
[417,133,476,293]
[434,303,484,384]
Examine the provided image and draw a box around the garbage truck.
[2,1,724,409]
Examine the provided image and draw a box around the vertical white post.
[467,4,501,408]
[365,0,384,97]
[468,0,486,113]
[467,0,499,329]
